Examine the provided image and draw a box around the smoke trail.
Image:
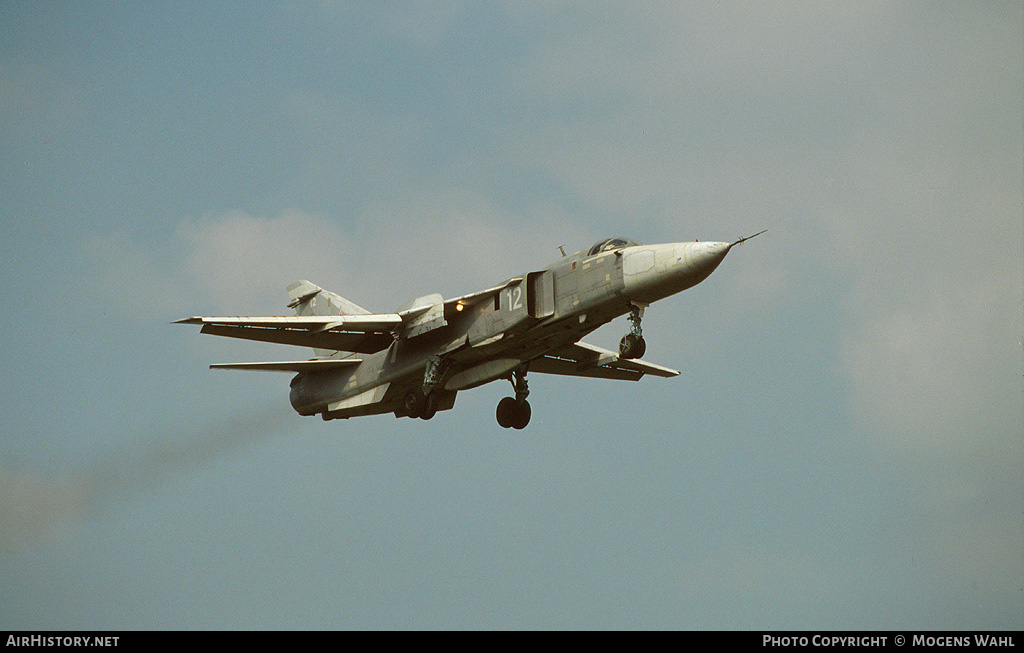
[0,470,90,553]
[0,407,295,555]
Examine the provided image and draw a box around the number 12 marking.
[506,286,523,311]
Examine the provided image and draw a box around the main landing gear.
[619,303,647,360]
[496,365,531,429]
[402,387,438,420]
[401,354,448,420]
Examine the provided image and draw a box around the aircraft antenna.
[731,229,768,247]
[557,245,567,257]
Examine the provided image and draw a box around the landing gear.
[619,303,647,359]
[402,387,437,420]
[401,355,450,420]
[420,392,438,420]
[496,396,531,429]
[496,364,531,429]
[619,333,646,359]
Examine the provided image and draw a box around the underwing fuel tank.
[621,241,733,304]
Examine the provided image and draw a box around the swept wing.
[173,315,401,353]
[209,358,362,373]
[530,341,679,381]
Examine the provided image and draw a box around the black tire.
[619,333,646,359]
[496,397,517,428]
[511,400,531,430]
[633,336,646,359]
[403,388,425,418]
[419,392,438,420]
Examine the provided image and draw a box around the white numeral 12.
[506,286,523,310]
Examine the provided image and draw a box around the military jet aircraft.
[177,232,764,428]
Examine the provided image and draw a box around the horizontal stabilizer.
[210,358,362,373]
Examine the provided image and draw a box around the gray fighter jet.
[177,232,764,428]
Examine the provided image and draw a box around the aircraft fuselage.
[288,239,737,420]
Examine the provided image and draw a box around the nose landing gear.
[619,303,647,359]
[496,364,531,429]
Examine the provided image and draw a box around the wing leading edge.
[209,358,363,373]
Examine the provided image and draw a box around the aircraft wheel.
[496,397,517,428]
[403,388,426,418]
[511,400,531,430]
[619,334,635,358]
[419,392,438,420]
[619,333,646,359]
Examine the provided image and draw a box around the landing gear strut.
[496,364,531,429]
[619,303,647,359]
[402,355,448,420]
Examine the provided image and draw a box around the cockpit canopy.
[587,237,641,257]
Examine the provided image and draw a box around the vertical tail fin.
[286,280,372,357]
[286,280,372,316]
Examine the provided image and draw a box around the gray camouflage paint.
[276,237,744,420]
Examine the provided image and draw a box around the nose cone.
[684,241,732,277]
[622,241,732,303]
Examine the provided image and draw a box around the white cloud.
[79,192,587,324]
[356,181,588,303]
[80,228,191,315]
[175,210,356,314]
[829,139,1023,455]
[78,211,354,319]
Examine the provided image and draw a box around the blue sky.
[1,1,1021,629]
